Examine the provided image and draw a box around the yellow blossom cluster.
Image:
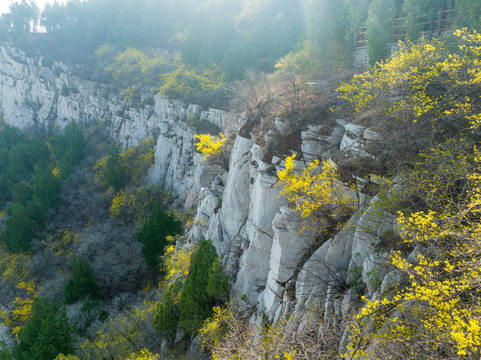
[339,29,481,359]
[277,155,356,232]
[336,29,481,170]
[161,240,195,286]
[125,349,159,360]
[0,281,37,338]
[194,133,227,159]
[345,150,481,358]
[338,29,481,127]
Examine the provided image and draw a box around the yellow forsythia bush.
[277,154,356,231]
[0,281,37,338]
[340,30,481,358]
[125,349,159,360]
[161,240,195,286]
[194,133,227,159]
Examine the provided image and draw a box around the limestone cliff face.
[0,46,228,205]
[0,46,415,355]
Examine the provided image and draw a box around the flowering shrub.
[340,30,481,359]
[277,154,357,233]
[336,29,481,169]
[194,133,227,159]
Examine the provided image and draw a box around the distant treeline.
[0,0,304,80]
[1,0,480,80]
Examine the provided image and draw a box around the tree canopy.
[136,203,181,269]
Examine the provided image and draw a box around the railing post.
[392,18,394,42]
[437,9,442,36]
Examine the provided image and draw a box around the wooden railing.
[355,8,468,47]
[355,26,367,47]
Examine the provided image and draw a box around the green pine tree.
[14,298,74,360]
[178,240,218,336]
[105,143,127,192]
[153,282,182,340]
[136,203,181,269]
[64,257,102,304]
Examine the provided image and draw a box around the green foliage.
[24,0,303,82]
[0,118,42,207]
[109,186,169,225]
[152,241,229,340]
[344,0,371,30]
[6,140,49,182]
[223,39,257,80]
[13,182,33,205]
[0,342,12,360]
[307,0,350,68]
[105,142,127,192]
[101,47,173,99]
[136,203,181,269]
[273,40,320,79]
[158,55,226,100]
[3,202,41,252]
[402,0,451,40]
[2,166,61,253]
[95,139,155,193]
[365,0,399,64]
[33,167,61,210]
[455,0,481,29]
[79,298,158,360]
[64,257,102,304]
[0,121,25,149]
[104,47,171,85]
[179,240,228,336]
[14,298,74,360]
[206,258,231,304]
[3,0,39,39]
[40,1,73,32]
[50,122,85,178]
[152,282,182,340]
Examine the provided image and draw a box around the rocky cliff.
[0,46,412,355]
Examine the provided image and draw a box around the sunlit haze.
[0,0,69,15]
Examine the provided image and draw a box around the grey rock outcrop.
[340,123,382,159]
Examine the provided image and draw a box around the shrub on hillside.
[105,143,127,192]
[152,282,182,340]
[64,257,102,304]
[337,29,481,171]
[179,240,229,336]
[136,203,181,269]
[14,298,74,360]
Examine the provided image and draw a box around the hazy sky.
[0,0,69,16]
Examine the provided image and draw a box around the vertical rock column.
[210,135,254,274]
[233,144,286,305]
